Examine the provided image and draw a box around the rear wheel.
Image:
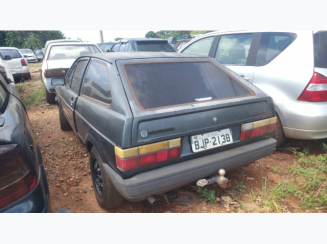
[46,89,56,104]
[90,147,124,210]
[272,115,285,148]
[59,102,72,131]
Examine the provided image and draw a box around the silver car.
[0,47,31,82]
[19,49,38,63]
[179,30,327,146]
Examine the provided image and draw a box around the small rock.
[266,165,270,169]
[55,207,73,213]
[83,172,87,176]
[247,177,255,181]
[63,193,69,197]
[69,138,73,141]
[267,172,282,183]
[237,208,244,213]
[59,178,64,182]
[216,197,221,202]
[46,103,50,106]
[56,184,61,187]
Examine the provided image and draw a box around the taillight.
[0,144,37,209]
[115,138,181,171]
[21,59,27,66]
[298,72,327,102]
[240,117,277,141]
[44,69,67,78]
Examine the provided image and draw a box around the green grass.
[16,83,26,93]
[272,166,280,174]
[23,83,46,105]
[28,63,42,68]
[198,187,217,203]
[233,180,246,192]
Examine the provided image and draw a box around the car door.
[211,33,261,83]
[60,58,89,131]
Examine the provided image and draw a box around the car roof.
[83,52,208,62]
[119,38,168,42]
[0,47,19,50]
[48,42,99,47]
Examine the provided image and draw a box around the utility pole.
[99,30,104,43]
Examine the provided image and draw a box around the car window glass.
[66,65,76,87]
[256,32,296,66]
[0,49,22,59]
[124,61,252,110]
[112,43,120,52]
[314,31,327,68]
[48,45,100,61]
[215,34,253,66]
[135,41,175,52]
[182,37,214,55]
[119,43,127,52]
[82,61,111,104]
[0,77,8,110]
[71,61,88,94]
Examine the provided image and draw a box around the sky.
[63,30,151,43]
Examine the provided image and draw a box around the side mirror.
[51,78,65,86]
[4,55,12,61]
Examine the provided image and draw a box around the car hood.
[46,59,76,69]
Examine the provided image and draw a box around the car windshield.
[124,61,253,110]
[48,45,100,60]
[98,43,114,52]
[0,49,22,59]
[19,49,34,54]
[135,41,175,52]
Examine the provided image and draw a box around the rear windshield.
[124,62,253,110]
[98,43,114,52]
[314,31,327,68]
[0,49,22,59]
[19,49,34,54]
[48,45,101,60]
[135,41,175,52]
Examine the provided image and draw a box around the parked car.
[36,51,44,62]
[54,52,277,210]
[43,39,81,58]
[0,54,14,83]
[175,38,192,51]
[179,30,327,146]
[97,42,115,52]
[0,73,50,213]
[110,38,176,52]
[19,49,38,63]
[41,42,102,104]
[0,47,31,82]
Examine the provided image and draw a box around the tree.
[115,38,123,41]
[145,31,157,38]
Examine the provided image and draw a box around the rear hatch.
[0,49,23,70]
[117,58,275,176]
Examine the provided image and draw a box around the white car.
[41,42,102,104]
[19,49,38,63]
[0,54,14,83]
[179,30,327,146]
[0,47,31,82]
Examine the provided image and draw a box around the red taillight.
[21,59,27,66]
[115,139,181,171]
[0,144,37,209]
[44,69,67,78]
[240,117,277,141]
[298,72,327,102]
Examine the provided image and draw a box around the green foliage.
[272,166,280,174]
[16,83,25,93]
[23,83,46,105]
[115,38,123,41]
[233,180,246,192]
[0,31,65,49]
[198,187,217,203]
[145,31,157,38]
[190,30,206,36]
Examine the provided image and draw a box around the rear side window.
[135,41,175,52]
[0,49,22,59]
[256,32,297,66]
[215,34,253,66]
[182,37,214,56]
[71,61,88,93]
[124,61,252,110]
[314,31,327,68]
[82,61,112,104]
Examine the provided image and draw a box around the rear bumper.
[0,145,50,213]
[43,77,56,93]
[13,73,31,81]
[279,101,327,140]
[104,138,276,202]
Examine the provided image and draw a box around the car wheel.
[272,115,285,148]
[59,102,72,131]
[90,147,124,210]
[45,89,56,104]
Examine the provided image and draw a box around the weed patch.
[23,83,46,105]
[198,187,217,203]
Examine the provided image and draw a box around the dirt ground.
[18,64,327,213]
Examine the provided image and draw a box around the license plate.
[191,129,233,153]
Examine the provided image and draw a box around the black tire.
[46,89,56,104]
[90,147,124,210]
[272,115,285,148]
[59,102,72,131]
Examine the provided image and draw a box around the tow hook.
[196,169,229,189]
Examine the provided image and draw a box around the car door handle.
[70,97,74,107]
[240,75,250,81]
